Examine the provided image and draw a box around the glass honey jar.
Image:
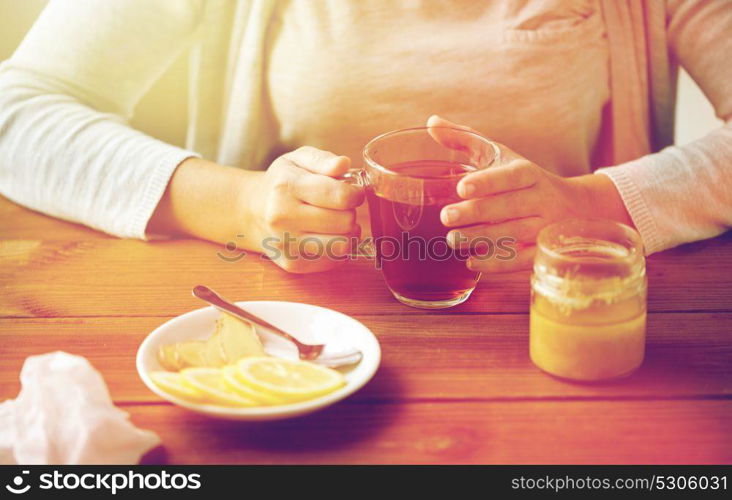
[530,219,647,381]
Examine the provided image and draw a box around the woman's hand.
[427,115,634,273]
[148,147,364,274]
[245,147,364,273]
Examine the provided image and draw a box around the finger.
[283,146,351,177]
[290,171,364,209]
[447,217,544,248]
[293,204,358,234]
[297,233,357,259]
[264,232,358,273]
[457,159,538,198]
[441,189,539,227]
[467,244,536,273]
[427,115,523,167]
[426,115,486,155]
[426,114,479,135]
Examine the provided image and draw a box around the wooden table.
[1,195,731,464]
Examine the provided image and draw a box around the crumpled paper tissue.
[0,351,160,464]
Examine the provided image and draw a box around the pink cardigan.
[596,0,732,253]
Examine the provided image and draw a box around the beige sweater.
[0,0,730,254]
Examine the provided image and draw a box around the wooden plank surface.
[2,313,730,402]
[2,195,732,464]
[129,400,732,464]
[2,234,732,318]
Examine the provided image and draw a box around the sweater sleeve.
[0,0,204,239]
[595,0,732,254]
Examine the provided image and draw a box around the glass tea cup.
[346,127,501,309]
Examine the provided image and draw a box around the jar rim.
[536,218,644,266]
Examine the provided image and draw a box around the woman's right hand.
[242,147,364,273]
[149,147,364,274]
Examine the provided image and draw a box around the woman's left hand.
[428,115,632,273]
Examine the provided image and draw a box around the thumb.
[426,114,478,134]
[426,114,484,154]
[427,115,517,165]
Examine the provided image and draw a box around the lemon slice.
[150,371,203,402]
[236,357,345,402]
[180,367,258,407]
[221,365,286,406]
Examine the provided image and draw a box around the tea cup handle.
[340,168,366,187]
[338,169,375,259]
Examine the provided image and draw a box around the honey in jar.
[529,219,647,381]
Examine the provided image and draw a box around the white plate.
[136,301,380,420]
